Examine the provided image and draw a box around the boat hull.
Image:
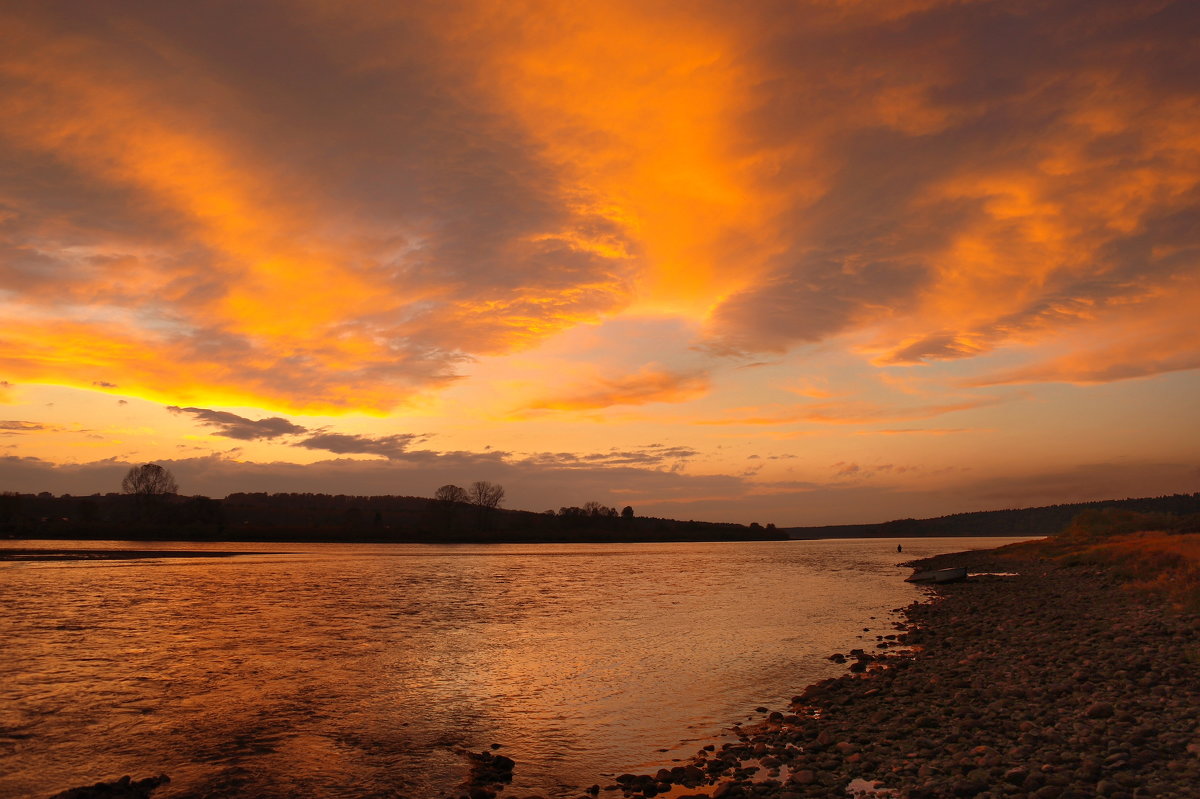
[905,566,968,584]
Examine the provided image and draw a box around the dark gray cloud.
[294,433,427,460]
[167,406,307,440]
[707,252,931,354]
[518,445,699,469]
[0,420,49,433]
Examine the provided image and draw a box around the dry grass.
[996,509,1200,610]
[1071,532,1200,606]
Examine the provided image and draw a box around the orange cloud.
[960,277,1200,386]
[856,428,978,436]
[698,398,998,426]
[698,1,1199,384]
[1,0,1196,421]
[522,366,710,412]
[454,1,789,318]
[0,6,634,412]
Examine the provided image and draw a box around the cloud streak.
[698,398,1000,427]
[0,420,51,433]
[522,367,710,412]
[518,444,698,469]
[167,406,307,440]
[294,433,428,460]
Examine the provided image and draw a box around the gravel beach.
[579,548,1200,799]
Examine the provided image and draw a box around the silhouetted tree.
[469,481,505,510]
[465,481,503,530]
[120,463,178,525]
[432,484,470,532]
[121,463,178,496]
[582,501,616,519]
[621,505,634,521]
[434,484,469,504]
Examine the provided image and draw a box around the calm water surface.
[0,537,1028,798]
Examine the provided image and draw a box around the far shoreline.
[1,532,1032,547]
[0,548,286,561]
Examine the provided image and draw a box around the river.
[0,537,1028,798]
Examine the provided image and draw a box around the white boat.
[905,566,968,584]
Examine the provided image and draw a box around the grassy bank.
[999,509,1200,609]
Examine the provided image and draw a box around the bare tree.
[468,481,505,509]
[430,484,469,533]
[582,501,616,518]
[434,484,469,504]
[121,463,179,496]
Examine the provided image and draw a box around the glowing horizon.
[1,1,1197,525]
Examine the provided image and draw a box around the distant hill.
[781,493,1200,540]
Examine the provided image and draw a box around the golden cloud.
[0,0,1195,416]
[522,366,710,412]
[698,397,999,426]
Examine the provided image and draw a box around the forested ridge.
[782,493,1200,539]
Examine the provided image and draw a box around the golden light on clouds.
[522,366,710,414]
[1,0,1197,522]
[464,1,784,317]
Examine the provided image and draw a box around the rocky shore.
[556,548,1200,799]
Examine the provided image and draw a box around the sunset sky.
[2,0,1197,525]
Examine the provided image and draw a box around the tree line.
[6,463,1198,544]
[2,463,784,543]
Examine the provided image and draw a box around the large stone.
[50,774,170,799]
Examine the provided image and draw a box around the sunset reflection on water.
[1,538,1025,797]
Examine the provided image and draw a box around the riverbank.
[591,546,1199,799]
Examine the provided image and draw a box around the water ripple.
[0,538,1022,797]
